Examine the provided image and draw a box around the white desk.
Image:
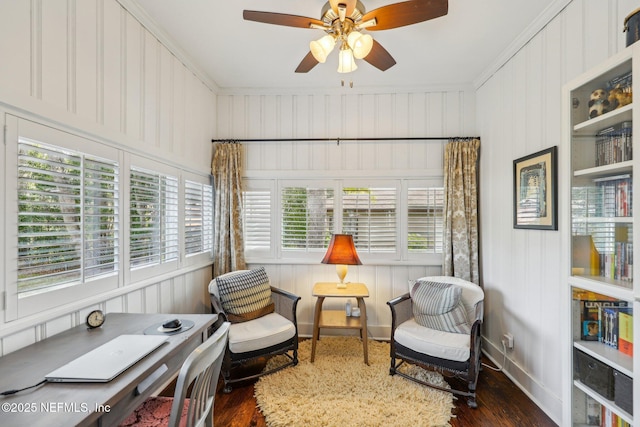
[0,313,217,427]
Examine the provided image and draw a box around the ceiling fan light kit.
[243,0,448,74]
[337,45,358,73]
[310,35,336,63]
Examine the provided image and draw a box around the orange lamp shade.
[321,234,362,266]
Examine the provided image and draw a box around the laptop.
[45,334,169,383]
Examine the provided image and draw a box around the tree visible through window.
[130,167,178,268]
[243,180,445,260]
[281,187,334,250]
[17,140,119,295]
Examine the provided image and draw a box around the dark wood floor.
[212,342,558,427]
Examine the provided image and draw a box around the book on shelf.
[618,309,633,356]
[599,243,633,281]
[600,404,631,427]
[601,307,623,348]
[595,121,632,167]
[592,174,632,218]
[578,300,630,342]
[586,395,601,426]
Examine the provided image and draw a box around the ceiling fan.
[243,0,448,74]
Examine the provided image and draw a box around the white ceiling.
[132,0,557,91]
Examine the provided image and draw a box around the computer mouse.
[162,319,182,329]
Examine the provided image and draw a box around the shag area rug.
[254,337,455,427]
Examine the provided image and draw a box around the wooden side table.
[310,282,370,364]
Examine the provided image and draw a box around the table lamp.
[321,234,362,288]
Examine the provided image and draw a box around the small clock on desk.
[86,309,105,329]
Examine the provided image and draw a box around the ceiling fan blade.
[363,40,396,71]
[243,10,325,29]
[362,0,448,31]
[329,0,357,16]
[295,51,320,73]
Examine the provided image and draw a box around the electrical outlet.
[503,333,514,349]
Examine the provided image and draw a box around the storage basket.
[613,370,633,415]
[574,350,614,400]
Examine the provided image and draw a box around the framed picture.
[513,146,558,230]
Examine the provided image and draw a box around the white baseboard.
[482,337,562,425]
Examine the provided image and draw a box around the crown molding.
[473,0,573,90]
[116,0,220,94]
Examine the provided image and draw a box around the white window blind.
[185,180,214,255]
[130,167,178,268]
[342,187,397,253]
[17,140,119,295]
[243,189,271,251]
[281,187,334,250]
[407,187,444,253]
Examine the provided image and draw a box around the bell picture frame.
[513,146,558,230]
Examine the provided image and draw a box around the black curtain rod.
[211,136,479,144]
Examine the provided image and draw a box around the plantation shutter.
[407,187,444,253]
[243,189,271,251]
[17,141,119,294]
[342,187,397,252]
[281,187,334,250]
[130,167,178,267]
[185,180,214,255]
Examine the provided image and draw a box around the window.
[342,187,397,253]
[184,180,214,256]
[243,188,272,252]
[6,116,215,321]
[281,186,334,251]
[407,187,444,253]
[17,140,119,296]
[129,167,178,268]
[243,178,444,264]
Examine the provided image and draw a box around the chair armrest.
[271,287,301,328]
[473,300,484,324]
[469,300,483,367]
[209,293,228,325]
[387,293,413,337]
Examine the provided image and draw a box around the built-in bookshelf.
[562,44,640,426]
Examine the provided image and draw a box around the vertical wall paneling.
[476,0,637,422]
[171,57,185,156]
[67,0,76,114]
[40,0,68,110]
[102,0,122,131]
[125,13,142,140]
[143,31,158,147]
[221,86,475,343]
[75,0,98,122]
[0,1,31,95]
[0,0,215,356]
[158,45,173,151]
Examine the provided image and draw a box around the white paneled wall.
[477,0,637,423]
[217,89,476,338]
[0,0,216,355]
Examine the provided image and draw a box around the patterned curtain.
[443,138,481,284]
[212,142,246,277]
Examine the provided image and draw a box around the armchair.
[387,276,484,408]
[208,268,300,393]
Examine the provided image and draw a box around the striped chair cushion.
[216,267,274,323]
[410,280,470,334]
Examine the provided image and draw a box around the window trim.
[243,177,444,266]
[128,158,180,282]
[4,116,215,323]
[243,179,276,259]
[6,117,121,321]
[182,171,215,268]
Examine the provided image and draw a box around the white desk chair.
[120,322,230,427]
